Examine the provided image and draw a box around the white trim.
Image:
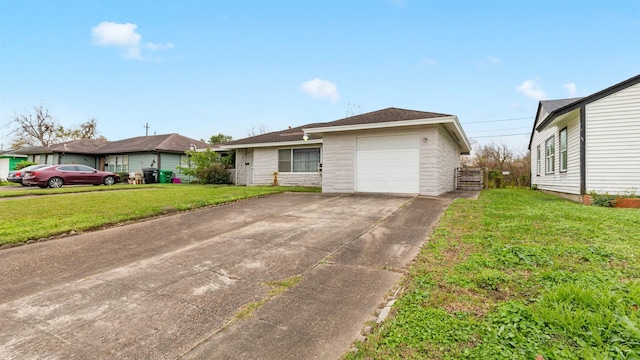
[303,115,471,153]
[303,116,457,133]
[221,139,322,150]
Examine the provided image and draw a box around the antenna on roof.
[143,122,150,136]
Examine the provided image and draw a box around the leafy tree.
[5,104,105,149]
[178,148,232,184]
[14,161,38,170]
[207,133,233,144]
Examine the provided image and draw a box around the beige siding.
[321,133,356,192]
[530,110,581,195]
[586,82,640,194]
[321,125,460,196]
[432,125,462,195]
[250,147,321,187]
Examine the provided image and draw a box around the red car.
[22,164,120,188]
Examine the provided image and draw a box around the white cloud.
[91,21,172,60]
[300,78,340,103]
[145,42,174,51]
[516,78,547,101]
[563,82,577,97]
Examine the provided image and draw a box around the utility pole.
[143,123,150,136]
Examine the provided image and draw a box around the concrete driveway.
[0,192,470,359]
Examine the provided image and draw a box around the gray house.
[528,74,640,201]
[223,107,471,196]
[15,134,210,180]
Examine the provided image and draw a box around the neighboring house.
[528,74,640,202]
[0,153,27,181]
[14,134,210,180]
[223,107,471,196]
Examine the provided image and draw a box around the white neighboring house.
[223,107,471,196]
[528,74,640,202]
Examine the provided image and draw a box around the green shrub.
[590,192,617,207]
[14,161,38,170]
[116,172,130,183]
[179,149,232,184]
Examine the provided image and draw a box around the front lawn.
[346,189,640,359]
[0,184,319,245]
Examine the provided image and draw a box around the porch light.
[303,133,309,141]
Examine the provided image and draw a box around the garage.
[355,134,420,194]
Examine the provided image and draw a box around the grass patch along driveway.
[347,189,640,359]
[0,184,319,245]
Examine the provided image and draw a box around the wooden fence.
[456,167,484,191]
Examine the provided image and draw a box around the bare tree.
[471,142,513,170]
[6,105,104,148]
[246,124,269,137]
[56,118,105,143]
[464,142,530,188]
[7,105,57,148]
[345,102,361,117]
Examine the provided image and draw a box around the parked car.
[22,165,120,188]
[6,164,49,186]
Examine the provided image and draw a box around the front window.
[107,155,129,172]
[559,128,568,172]
[536,145,541,176]
[278,148,321,172]
[545,136,555,174]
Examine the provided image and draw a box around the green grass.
[0,184,320,245]
[345,189,640,360]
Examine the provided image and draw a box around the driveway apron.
[0,192,455,359]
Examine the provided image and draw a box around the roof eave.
[302,116,455,133]
[221,139,323,150]
[303,115,472,153]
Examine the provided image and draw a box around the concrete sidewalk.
[0,192,471,359]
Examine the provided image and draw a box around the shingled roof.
[307,107,453,128]
[223,124,325,147]
[14,134,210,155]
[97,134,210,153]
[539,98,584,115]
[224,107,455,147]
[16,139,109,154]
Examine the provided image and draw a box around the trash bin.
[142,168,158,184]
[158,169,173,184]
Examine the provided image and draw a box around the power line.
[470,132,530,139]
[461,116,532,125]
[466,126,531,133]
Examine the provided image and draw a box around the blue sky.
[1,0,639,154]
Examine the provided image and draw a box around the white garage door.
[356,134,420,194]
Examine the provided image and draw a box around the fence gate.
[457,168,483,191]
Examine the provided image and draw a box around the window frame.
[559,127,568,173]
[536,145,541,176]
[277,147,321,173]
[106,155,129,173]
[545,136,555,174]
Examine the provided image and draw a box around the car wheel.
[48,177,64,188]
[104,176,115,186]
